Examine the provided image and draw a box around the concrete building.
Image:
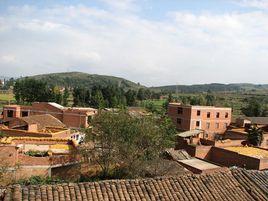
[2,102,97,129]
[168,103,232,139]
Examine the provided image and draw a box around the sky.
[0,0,268,86]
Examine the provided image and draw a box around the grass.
[0,93,15,101]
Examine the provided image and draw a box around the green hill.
[151,83,268,93]
[25,72,144,90]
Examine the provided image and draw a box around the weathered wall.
[210,147,261,169]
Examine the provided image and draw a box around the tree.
[242,98,266,117]
[205,93,216,106]
[14,78,52,103]
[91,90,105,109]
[62,88,70,106]
[50,86,63,104]
[247,125,263,146]
[167,93,173,102]
[125,90,137,106]
[81,111,176,178]
[73,87,88,107]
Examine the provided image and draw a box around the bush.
[25,150,49,157]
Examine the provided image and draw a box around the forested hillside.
[151,83,268,93]
[26,72,143,90]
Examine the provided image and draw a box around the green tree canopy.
[242,98,267,117]
[247,125,264,146]
[81,111,176,178]
[14,78,58,103]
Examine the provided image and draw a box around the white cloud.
[0,55,17,63]
[0,4,268,85]
[100,0,138,11]
[233,0,268,9]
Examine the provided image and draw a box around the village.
[1,94,268,200]
[1,0,268,200]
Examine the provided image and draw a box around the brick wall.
[210,147,261,169]
[168,104,191,131]
[168,104,231,139]
[31,102,64,122]
[51,163,80,181]
[15,167,49,180]
[175,137,212,159]
[1,128,52,137]
[190,107,231,136]
[63,111,88,128]
[0,145,17,166]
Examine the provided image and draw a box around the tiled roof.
[2,169,268,201]
[18,114,66,131]
[241,117,268,125]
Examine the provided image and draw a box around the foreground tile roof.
[1,168,268,201]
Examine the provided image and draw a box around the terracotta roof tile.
[2,169,268,201]
[16,114,66,131]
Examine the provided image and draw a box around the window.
[216,112,220,118]
[21,111,29,117]
[216,123,220,129]
[7,110,13,118]
[207,112,211,118]
[177,107,183,114]
[206,122,210,129]
[225,112,229,118]
[177,118,182,125]
[196,121,200,127]
[197,110,201,116]
[224,123,228,129]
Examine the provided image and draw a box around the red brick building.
[168,103,232,139]
[2,102,97,128]
[0,137,80,182]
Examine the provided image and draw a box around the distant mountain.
[24,72,144,90]
[151,83,268,93]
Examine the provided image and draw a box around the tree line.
[13,78,161,108]
[14,78,69,106]
[72,85,161,108]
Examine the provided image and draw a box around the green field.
[0,93,15,109]
[0,93,15,101]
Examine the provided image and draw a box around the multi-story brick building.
[2,102,97,128]
[168,103,232,139]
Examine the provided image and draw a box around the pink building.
[168,103,232,139]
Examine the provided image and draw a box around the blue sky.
[0,0,268,86]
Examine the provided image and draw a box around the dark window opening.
[207,112,211,118]
[196,121,200,127]
[21,111,29,117]
[225,112,229,118]
[197,110,201,116]
[177,118,182,125]
[177,107,183,114]
[216,112,220,118]
[7,110,13,118]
